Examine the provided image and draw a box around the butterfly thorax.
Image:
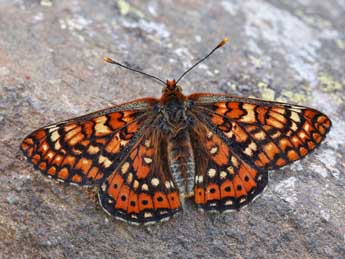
[159,80,190,132]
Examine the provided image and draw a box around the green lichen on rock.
[257,81,275,101]
[318,73,343,92]
[117,0,144,17]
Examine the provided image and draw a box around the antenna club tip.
[218,37,229,47]
[103,57,113,63]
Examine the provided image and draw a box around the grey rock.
[1,0,344,258]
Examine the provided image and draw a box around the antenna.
[175,37,229,85]
[103,57,166,86]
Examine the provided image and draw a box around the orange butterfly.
[21,38,331,225]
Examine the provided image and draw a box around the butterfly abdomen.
[167,129,195,199]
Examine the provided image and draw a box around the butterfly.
[21,38,332,225]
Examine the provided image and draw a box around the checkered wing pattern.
[188,93,331,211]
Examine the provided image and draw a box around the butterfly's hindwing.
[189,115,268,211]
[98,128,182,225]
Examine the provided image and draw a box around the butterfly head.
[162,79,182,94]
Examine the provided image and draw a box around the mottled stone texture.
[1,0,344,258]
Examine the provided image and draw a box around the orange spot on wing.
[153,192,170,209]
[31,154,40,165]
[47,167,56,175]
[232,123,248,142]
[139,193,154,211]
[276,158,287,167]
[206,183,220,201]
[206,134,229,166]
[211,114,224,125]
[233,175,247,197]
[256,106,268,124]
[115,185,130,211]
[127,191,139,214]
[87,166,99,179]
[58,168,69,180]
[72,174,82,183]
[64,126,81,141]
[225,102,245,119]
[220,180,235,198]
[34,130,46,140]
[38,162,47,171]
[238,165,257,192]
[264,142,280,160]
[61,155,76,167]
[82,121,94,138]
[168,192,180,209]
[257,152,270,167]
[194,187,205,204]
[68,133,85,146]
[108,112,125,130]
[108,174,123,200]
[287,150,299,161]
[279,138,293,152]
[105,135,120,154]
[75,158,92,174]
[299,147,308,156]
[127,122,139,134]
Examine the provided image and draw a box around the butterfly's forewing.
[98,128,181,225]
[189,93,331,211]
[20,98,158,185]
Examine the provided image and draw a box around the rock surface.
[0,0,344,258]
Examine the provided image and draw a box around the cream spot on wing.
[47,126,59,132]
[42,143,49,152]
[99,155,112,168]
[240,103,256,123]
[298,131,307,140]
[144,139,151,148]
[225,200,233,205]
[290,111,300,122]
[220,171,227,179]
[143,157,152,164]
[291,121,298,131]
[51,131,60,142]
[208,168,216,178]
[244,146,253,156]
[231,156,239,167]
[54,141,61,150]
[142,184,149,191]
[144,212,153,218]
[47,152,54,159]
[127,173,133,184]
[227,166,234,175]
[121,162,130,174]
[87,145,100,154]
[210,145,218,155]
[94,116,112,135]
[151,178,160,187]
[133,180,139,190]
[165,181,171,189]
[195,175,204,184]
[304,123,310,132]
[224,131,234,138]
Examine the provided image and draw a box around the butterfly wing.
[20,98,158,185]
[188,93,331,211]
[98,128,181,225]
